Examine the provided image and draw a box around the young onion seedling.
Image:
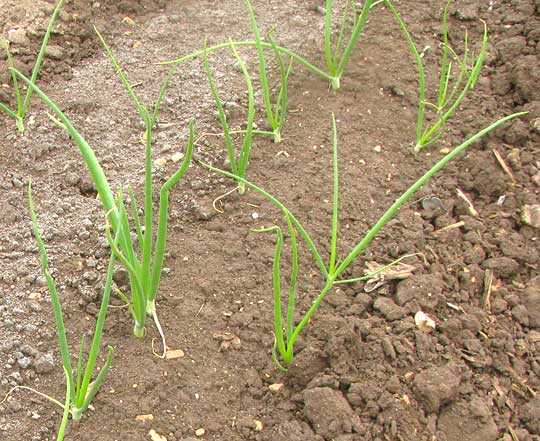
[245,0,292,143]
[204,41,255,195]
[164,0,385,90]
[28,179,118,422]
[386,0,488,151]
[324,0,379,89]
[11,31,195,342]
[0,0,64,132]
[204,110,526,369]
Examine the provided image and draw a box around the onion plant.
[11,30,195,342]
[204,111,526,369]
[386,0,488,152]
[324,0,377,89]
[162,1,383,90]
[28,179,118,422]
[245,0,292,142]
[0,0,64,132]
[204,41,255,195]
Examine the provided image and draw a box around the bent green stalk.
[205,111,526,368]
[56,367,71,441]
[162,40,333,84]
[29,179,117,420]
[0,0,65,132]
[204,40,254,194]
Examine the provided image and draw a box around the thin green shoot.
[0,0,65,132]
[56,367,71,441]
[245,0,293,142]
[204,39,254,194]
[386,0,489,151]
[29,179,117,420]
[204,111,526,368]
[162,39,333,84]
[12,35,195,341]
[324,0,374,89]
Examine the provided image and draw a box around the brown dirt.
[1,1,539,441]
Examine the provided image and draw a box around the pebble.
[413,365,461,413]
[8,28,29,45]
[45,45,64,60]
[521,204,540,229]
[373,297,408,320]
[17,356,33,369]
[34,353,55,374]
[482,257,519,279]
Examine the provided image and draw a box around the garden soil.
[1,0,539,440]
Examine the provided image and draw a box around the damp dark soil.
[1,1,539,441]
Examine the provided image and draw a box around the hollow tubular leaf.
[28,179,76,404]
[162,40,335,85]
[149,121,195,303]
[204,42,238,175]
[21,0,66,116]
[55,366,71,441]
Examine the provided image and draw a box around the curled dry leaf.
[415,311,436,333]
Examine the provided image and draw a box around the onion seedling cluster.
[386,0,488,151]
[204,111,526,369]
[12,30,195,340]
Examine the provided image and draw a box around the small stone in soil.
[413,365,461,413]
[34,353,55,374]
[373,297,408,320]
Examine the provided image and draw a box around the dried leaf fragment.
[213,331,241,351]
[521,204,540,229]
[171,152,184,162]
[165,349,185,360]
[136,414,154,422]
[415,311,436,333]
[148,429,167,441]
[268,383,284,393]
